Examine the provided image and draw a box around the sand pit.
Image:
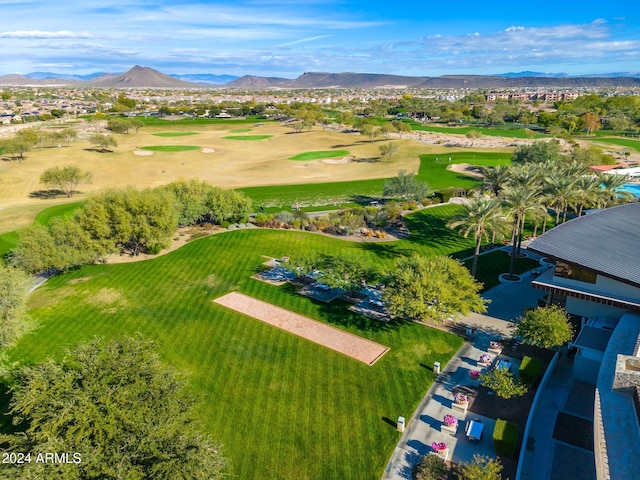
[201,147,215,153]
[322,155,354,165]
[134,149,153,156]
[447,162,485,178]
[214,292,389,365]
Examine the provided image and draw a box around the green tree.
[378,142,399,162]
[465,129,482,146]
[89,134,118,152]
[512,140,561,164]
[1,336,227,479]
[455,454,503,480]
[0,264,30,349]
[316,253,378,295]
[360,123,380,142]
[480,368,528,399]
[380,122,396,140]
[1,137,34,162]
[415,453,449,480]
[383,255,487,323]
[501,184,545,278]
[383,170,431,200]
[447,195,508,277]
[74,188,178,256]
[10,219,108,274]
[513,305,573,349]
[40,165,92,197]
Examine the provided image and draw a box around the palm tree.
[572,175,602,217]
[447,195,508,277]
[598,173,633,208]
[501,185,546,279]
[543,173,577,225]
[481,164,511,196]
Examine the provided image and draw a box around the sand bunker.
[134,149,153,156]
[201,147,215,153]
[214,292,389,365]
[322,155,354,165]
[447,163,485,178]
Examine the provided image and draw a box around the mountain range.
[1,65,640,89]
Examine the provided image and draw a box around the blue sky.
[1,0,639,77]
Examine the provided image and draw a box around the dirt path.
[214,292,389,365]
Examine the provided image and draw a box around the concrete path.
[382,259,547,479]
[382,330,513,479]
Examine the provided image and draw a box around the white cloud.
[0,30,91,39]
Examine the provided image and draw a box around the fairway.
[288,150,350,161]
[140,145,201,152]
[221,135,273,140]
[152,131,200,137]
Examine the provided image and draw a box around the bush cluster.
[519,355,542,386]
[492,418,519,458]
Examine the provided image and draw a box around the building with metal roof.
[526,202,640,480]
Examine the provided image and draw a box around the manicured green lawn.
[240,151,508,209]
[0,202,84,258]
[587,136,640,152]
[417,152,510,190]
[152,132,200,137]
[222,135,273,141]
[404,121,547,139]
[13,229,464,480]
[33,201,83,226]
[140,116,271,126]
[141,145,201,152]
[288,150,350,161]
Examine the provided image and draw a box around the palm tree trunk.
[542,216,548,235]
[509,217,519,277]
[472,236,481,277]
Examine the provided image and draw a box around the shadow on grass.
[28,189,67,199]
[382,416,397,428]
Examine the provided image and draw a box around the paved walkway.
[382,262,548,479]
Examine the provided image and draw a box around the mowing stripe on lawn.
[214,292,389,365]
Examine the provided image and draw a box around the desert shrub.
[220,221,230,229]
[493,419,519,458]
[414,453,448,480]
[254,213,268,225]
[274,211,294,224]
[519,356,542,386]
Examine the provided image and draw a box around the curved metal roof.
[528,203,640,287]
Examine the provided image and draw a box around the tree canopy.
[40,165,92,197]
[383,254,487,322]
[0,264,31,349]
[1,336,227,479]
[383,170,431,200]
[513,305,573,349]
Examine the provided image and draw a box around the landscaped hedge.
[493,418,519,458]
[519,355,542,386]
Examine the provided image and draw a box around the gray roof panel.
[528,203,640,286]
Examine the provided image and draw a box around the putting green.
[288,150,350,161]
[152,132,200,137]
[140,145,201,152]
[222,135,272,141]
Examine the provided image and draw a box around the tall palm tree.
[501,185,546,278]
[447,195,508,277]
[481,164,511,196]
[572,175,602,217]
[598,173,633,208]
[543,172,578,225]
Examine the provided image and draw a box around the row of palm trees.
[448,160,634,278]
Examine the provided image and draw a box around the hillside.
[88,65,200,88]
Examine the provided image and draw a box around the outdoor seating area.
[465,419,484,441]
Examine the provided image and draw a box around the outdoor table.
[465,419,484,441]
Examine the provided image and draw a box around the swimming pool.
[617,184,640,197]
